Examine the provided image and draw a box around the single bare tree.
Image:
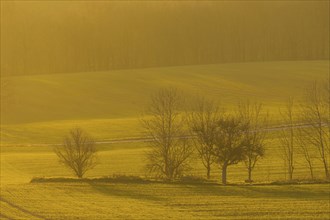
[54,128,98,178]
[300,81,329,179]
[188,98,222,179]
[296,129,315,179]
[142,88,193,180]
[238,101,268,182]
[278,97,295,181]
[212,114,248,185]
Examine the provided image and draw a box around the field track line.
[2,123,328,147]
[0,197,46,220]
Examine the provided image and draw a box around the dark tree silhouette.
[300,81,329,179]
[238,101,267,183]
[142,88,193,180]
[278,97,296,181]
[212,115,248,185]
[188,98,222,179]
[54,128,98,178]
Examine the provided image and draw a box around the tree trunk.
[207,164,211,179]
[323,159,329,179]
[287,161,294,181]
[222,164,228,185]
[77,167,83,178]
[288,167,293,181]
[248,167,252,182]
[308,164,314,180]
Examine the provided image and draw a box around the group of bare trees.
[143,81,328,184]
[142,88,268,184]
[279,82,329,181]
[54,81,328,184]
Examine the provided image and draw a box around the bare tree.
[296,129,315,179]
[212,114,248,185]
[300,81,329,179]
[142,88,193,180]
[188,98,222,179]
[238,101,268,182]
[54,128,98,178]
[278,97,295,181]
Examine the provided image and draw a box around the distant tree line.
[55,81,329,184]
[2,1,329,76]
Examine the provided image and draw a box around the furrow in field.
[0,197,45,220]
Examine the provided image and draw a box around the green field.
[1,140,330,219]
[1,60,328,144]
[1,137,329,185]
[1,61,329,219]
[1,183,329,219]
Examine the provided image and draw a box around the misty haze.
[0,1,329,219]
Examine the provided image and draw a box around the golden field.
[1,61,329,219]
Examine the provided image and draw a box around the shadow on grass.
[88,182,167,202]
[30,175,215,185]
[182,184,330,200]
[30,176,330,200]
[238,185,330,199]
[30,175,151,184]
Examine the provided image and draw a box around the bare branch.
[141,88,193,180]
[54,128,98,178]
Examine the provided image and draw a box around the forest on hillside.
[1,1,329,76]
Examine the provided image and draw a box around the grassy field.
[1,138,329,219]
[1,182,329,219]
[1,61,329,219]
[1,135,329,184]
[1,60,328,144]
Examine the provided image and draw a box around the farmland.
[1,0,330,218]
[0,61,329,219]
[1,139,330,219]
[1,60,328,144]
[1,183,329,219]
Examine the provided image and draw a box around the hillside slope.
[2,61,328,124]
[0,60,328,144]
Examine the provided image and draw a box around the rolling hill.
[1,60,328,144]
[1,60,329,219]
